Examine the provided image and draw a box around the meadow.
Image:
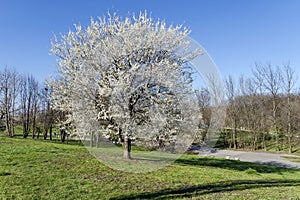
[1,136,300,199]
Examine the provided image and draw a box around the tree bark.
[61,129,66,143]
[288,136,292,154]
[49,125,53,141]
[273,100,279,152]
[287,95,292,154]
[96,132,100,148]
[43,130,47,140]
[90,132,94,147]
[233,117,237,149]
[123,137,131,160]
[262,131,267,151]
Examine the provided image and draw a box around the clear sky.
[1,0,300,82]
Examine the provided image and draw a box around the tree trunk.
[27,97,31,137]
[49,125,53,141]
[5,88,12,137]
[96,132,100,148]
[118,128,124,143]
[5,112,10,137]
[11,98,15,137]
[61,129,66,143]
[90,132,94,147]
[288,135,292,154]
[262,131,267,151]
[253,131,257,151]
[44,130,47,140]
[233,118,237,149]
[32,106,37,139]
[272,100,279,152]
[287,96,292,154]
[123,137,131,160]
[23,131,28,138]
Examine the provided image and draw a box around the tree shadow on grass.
[110,179,300,200]
[174,157,299,173]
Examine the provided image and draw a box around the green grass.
[0,136,300,199]
[281,155,300,163]
[264,141,300,155]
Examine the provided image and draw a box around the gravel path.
[199,149,300,169]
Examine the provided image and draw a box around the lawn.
[0,136,300,199]
[281,155,300,163]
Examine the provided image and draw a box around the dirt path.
[199,149,300,169]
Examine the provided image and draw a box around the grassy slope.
[0,136,300,200]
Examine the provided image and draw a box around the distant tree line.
[196,63,300,153]
[0,67,56,140]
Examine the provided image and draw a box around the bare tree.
[253,63,283,151]
[20,75,39,138]
[195,88,211,144]
[0,68,19,137]
[31,78,39,139]
[281,64,297,153]
[252,67,269,151]
[20,75,30,138]
[40,86,54,140]
[202,73,226,148]
[225,75,238,149]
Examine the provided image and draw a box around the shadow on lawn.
[110,179,300,200]
[174,157,298,173]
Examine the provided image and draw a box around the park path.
[199,149,300,169]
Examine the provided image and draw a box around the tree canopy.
[50,12,201,159]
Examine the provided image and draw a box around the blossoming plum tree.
[50,12,200,159]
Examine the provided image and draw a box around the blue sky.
[1,0,300,82]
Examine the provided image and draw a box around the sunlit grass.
[281,155,300,163]
[0,136,300,199]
